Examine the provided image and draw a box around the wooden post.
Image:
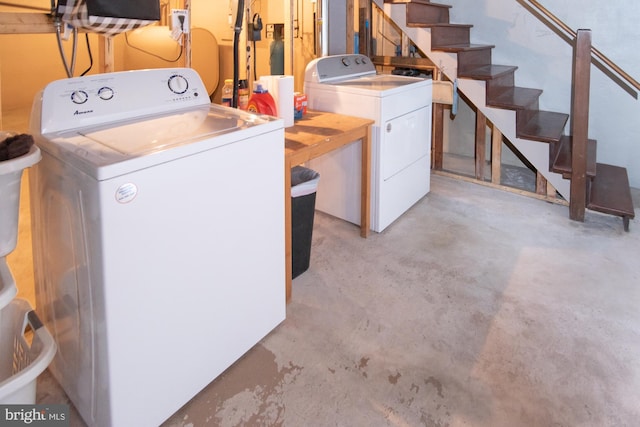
[432,66,445,170]
[358,0,371,55]
[184,0,191,68]
[0,56,3,130]
[99,36,114,73]
[491,124,502,185]
[547,181,556,198]
[569,29,592,222]
[536,171,547,195]
[402,33,410,57]
[347,0,354,54]
[432,104,444,169]
[475,109,487,181]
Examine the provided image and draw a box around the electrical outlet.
[171,9,189,34]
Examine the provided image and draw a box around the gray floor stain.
[425,376,445,399]
[388,372,402,384]
[161,344,303,427]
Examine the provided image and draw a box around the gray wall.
[326,0,348,55]
[445,0,640,188]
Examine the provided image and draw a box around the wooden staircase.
[382,0,635,231]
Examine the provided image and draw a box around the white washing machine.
[304,54,432,232]
[29,68,285,427]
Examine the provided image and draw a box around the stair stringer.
[378,0,571,200]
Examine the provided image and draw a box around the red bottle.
[246,83,278,116]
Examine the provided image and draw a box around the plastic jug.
[221,79,233,107]
[238,79,250,110]
[246,83,277,116]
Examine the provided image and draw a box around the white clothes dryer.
[29,68,285,427]
[304,54,432,232]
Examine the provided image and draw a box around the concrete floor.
[15,173,640,426]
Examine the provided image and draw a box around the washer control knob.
[70,90,88,104]
[168,74,189,94]
[341,57,351,67]
[98,86,114,100]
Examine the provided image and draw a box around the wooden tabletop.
[285,111,374,166]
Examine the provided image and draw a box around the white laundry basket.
[0,132,41,258]
[0,298,56,404]
[0,259,17,313]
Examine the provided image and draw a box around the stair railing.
[518,0,640,99]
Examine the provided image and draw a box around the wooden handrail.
[518,0,639,99]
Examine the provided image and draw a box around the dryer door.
[380,105,431,181]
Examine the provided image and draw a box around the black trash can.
[291,166,320,279]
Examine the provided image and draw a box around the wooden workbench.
[284,110,373,302]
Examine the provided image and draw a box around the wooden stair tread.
[421,1,452,8]
[487,87,543,109]
[385,0,452,8]
[517,111,568,143]
[371,55,435,71]
[432,43,494,52]
[409,22,473,28]
[588,163,635,218]
[550,135,597,177]
[385,0,431,3]
[458,64,517,80]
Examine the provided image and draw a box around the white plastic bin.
[0,298,56,404]
[0,131,41,258]
[0,258,17,312]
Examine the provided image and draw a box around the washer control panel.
[39,68,210,135]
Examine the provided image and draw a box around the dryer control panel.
[305,54,377,83]
[38,68,210,135]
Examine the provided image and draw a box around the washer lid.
[83,104,234,155]
[37,104,282,181]
[330,74,426,92]
[304,73,430,98]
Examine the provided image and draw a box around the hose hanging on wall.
[251,13,262,81]
[54,1,93,78]
[54,11,78,77]
[232,0,245,108]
